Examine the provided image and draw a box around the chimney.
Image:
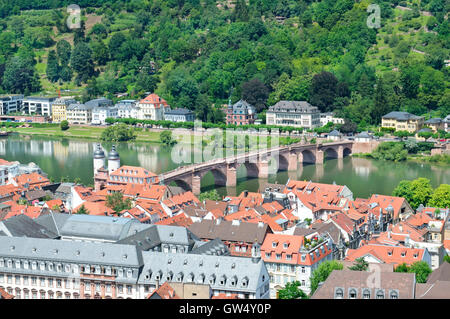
[244,190,248,198]
[156,279,160,290]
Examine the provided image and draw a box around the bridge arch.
[323,147,339,160]
[299,149,316,164]
[199,168,227,187]
[171,179,192,192]
[343,147,352,157]
[236,162,260,179]
[278,153,290,171]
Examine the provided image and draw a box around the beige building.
[266,101,321,129]
[137,93,170,121]
[424,118,444,133]
[381,111,424,133]
[51,98,76,123]
[66,103,93,124]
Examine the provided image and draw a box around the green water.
[2,134,449,199]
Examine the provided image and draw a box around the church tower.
[108,145,120,174]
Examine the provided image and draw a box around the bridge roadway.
[159,140,354,195]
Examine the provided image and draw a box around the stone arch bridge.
[160,141,353,195]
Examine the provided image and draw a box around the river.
[1,134,449,199]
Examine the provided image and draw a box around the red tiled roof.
[73,201,115,216]
[139,93,169,108]
[14,173,49,188]
[147,282,179,299]
[345,244,426,266]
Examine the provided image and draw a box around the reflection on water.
[2,134,449,198]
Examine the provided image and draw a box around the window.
[363,289,371,299]
[376,290,384,299]
[286,254,292,261]
[276,254,281,260]
[265,253,271,258]
[57,279,62,288]
[349,289,357,299]
[301,267,306,273]
[390,290,398,299]
[127,285,132,294]
[272,242,277,248]
[118,285,123,293]
[335,288,344,299]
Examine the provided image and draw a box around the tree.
[428,184,450,208]
[56,40,72,66]
[241,78,269,113]
[106,192,132,213]
[46,50,60,82]
[70,42,95,84]
[394,263,410,273]
[198,189,221,202]
[91,40,110,66]
[310,260,343,295]
[100,124,136,142]
[77,204,89,215]
[444,255,450,263]
[232,0,249,22]
[310,71,338,112]
[277,281,308,299]
[393,178,433,210]
[2,56,41,94]
[60,120,69,131]
[348,258,369,271]
[159,130,176,146]
[372,142,408,162]
[408,261,432,283]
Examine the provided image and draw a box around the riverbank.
[6,126,163,143]
[352,152,450,165]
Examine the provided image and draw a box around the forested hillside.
[0,0,448,128]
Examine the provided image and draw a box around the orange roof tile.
[345,244,426,266]
[139,93,169,108]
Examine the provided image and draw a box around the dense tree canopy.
[0,0,447,126]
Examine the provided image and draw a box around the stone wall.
[352,141,380,154]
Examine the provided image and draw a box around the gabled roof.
[0,214,58,238]
[345,244,426,266]
[426,262,450,284]
[138,93,169,108]
[147,282,180,299]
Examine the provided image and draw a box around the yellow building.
[381,111,424,133]
[424,118,444,133]
[51,98,76,123]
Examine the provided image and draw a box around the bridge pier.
[192,175,201,195]
[288,152,298,171]
[315,150,324,164]
[258,159,269,179]
[226,164,237,187]
[337,146,343,159]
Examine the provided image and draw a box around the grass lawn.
[8,125,162,143]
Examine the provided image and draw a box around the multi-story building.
[444,115,450,133]
[116,100,138,119]
[137,93,170,121]
[266,101,320,129]
[0,216,270,299]
[381,111,425,133]
[89,98,117,125]
[320,112,345,126]
[226,100,256,125]
[261,233,333,297]
[311,270,417,299]
[51,98,77,123]
[424,118,444,133]
[22,97,57,116]
[0,95,23,115]
[66,103,93,124]
[164,108,195,122]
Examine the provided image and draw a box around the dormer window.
[335,288,344,299]
[241,277,248,287]
[349,288,357,299]
[401,252,406,257]
[286,254,292,260]
[283,243,289,249]
[389,290,398,299]
[388,251,392,256]
[272,242,277,248]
